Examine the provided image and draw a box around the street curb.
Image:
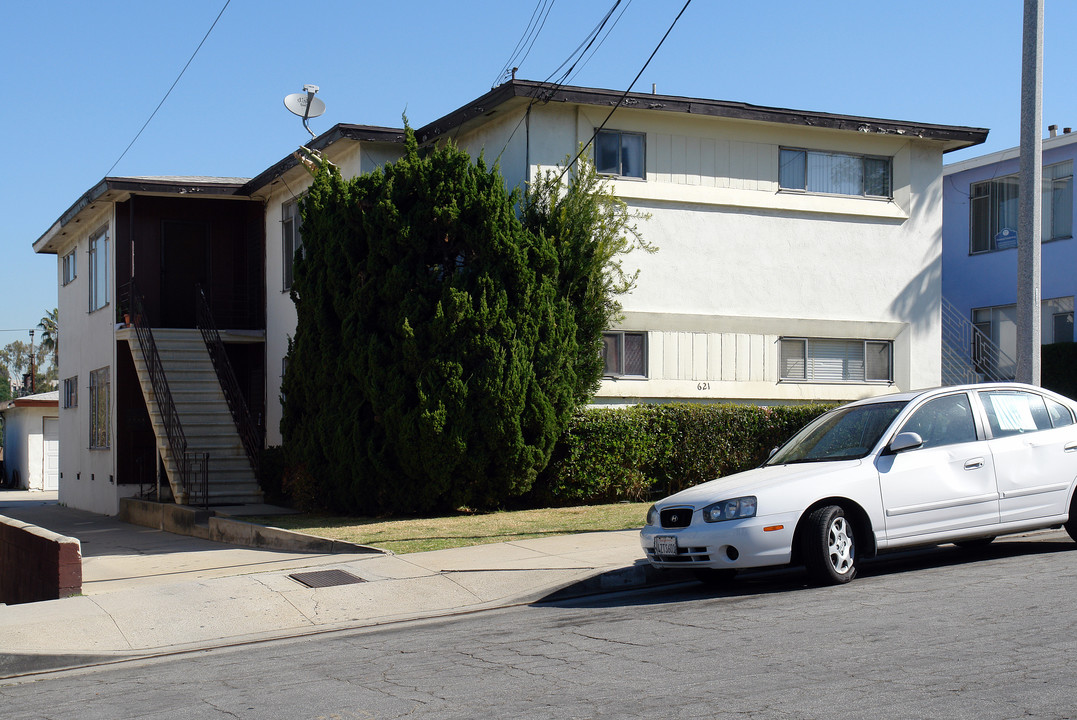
[540,561,694,602]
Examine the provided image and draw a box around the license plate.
[654,536,678,556]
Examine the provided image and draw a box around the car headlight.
[645,504,658,526]
[701,496,757,523]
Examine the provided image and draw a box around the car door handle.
[1065,442,1077,453]
[964,458,985,470]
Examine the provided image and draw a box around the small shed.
[0,391,60,491]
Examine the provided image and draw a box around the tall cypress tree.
[282,131,580,513]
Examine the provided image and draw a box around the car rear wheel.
[803,505,856,585]
[1066,503,1077,543]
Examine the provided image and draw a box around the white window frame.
[969,160,1073,254]
[778,147,892,199]
[602,331,647,378]
[780,338,892,384]
[88,227,109,312]
[282,198,303,291]
[89,367,110,449]
[594,130,646,179]
[62,376,78,409]
[62,249,77,286]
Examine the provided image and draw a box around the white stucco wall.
[2,404,57,490]
[262,139,404,446]
[54,205,123,514]
[451,102,946,404]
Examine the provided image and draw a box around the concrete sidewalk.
[0,491,682,671]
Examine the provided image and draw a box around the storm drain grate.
[288,569,366,588]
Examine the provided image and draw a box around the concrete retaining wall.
[119,498,381,555]
[0,514,82,605]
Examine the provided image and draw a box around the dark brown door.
[161,220,209,328]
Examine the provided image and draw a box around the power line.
[512,0,557,81]
[493,0,556,87]
[493,1,626,162]
[562,0,633,86]
[556,0,692,184]
[105,0,231,177]
[542,0,624,92]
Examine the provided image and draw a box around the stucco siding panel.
[691,332,708,380]
[662,331,679,380]
[685,136,702,186]
[707,333,722,379]
[649,332,663,378]
[677,332,694,379]
[749,334,766,382]
[700,138,716,187]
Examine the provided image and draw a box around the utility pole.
[28,329,35,394]
[1016,0,1044,385]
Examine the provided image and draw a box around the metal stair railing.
[195,284,263,476]
[941,297,1016,385]
[121,280,210,507]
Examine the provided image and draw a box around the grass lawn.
[246,502,650,554]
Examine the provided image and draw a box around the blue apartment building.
[943,128,1076,379]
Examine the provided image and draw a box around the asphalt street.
[4,532,1076,719]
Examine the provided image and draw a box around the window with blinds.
[780,338,892,383]
[779,148,891,198]
[970,160,1073,254]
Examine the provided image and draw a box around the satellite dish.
[284,84,326,138]
[284,93,325,119]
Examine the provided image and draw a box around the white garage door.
[43,417,59,492]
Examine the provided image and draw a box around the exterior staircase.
[126,328,264,506]
[941,297,1016,386]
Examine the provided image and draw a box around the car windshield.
[767,401,909,465]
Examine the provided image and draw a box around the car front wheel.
[803,505,857,585]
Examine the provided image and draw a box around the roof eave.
[415,79,989,152]
[33,177,251,255]
[242,123,406,194]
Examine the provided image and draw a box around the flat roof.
[944,130,1077,176]
[415,79,989,152]
[242,124,406,194]
[34,80,990,255]
[33,176,254,254]
[0,391,59,411]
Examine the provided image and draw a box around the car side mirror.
[888,432,923,454]
[768,447,778,459]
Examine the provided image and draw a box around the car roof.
[842,382,1065,410]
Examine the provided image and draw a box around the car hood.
[656,460,865,509]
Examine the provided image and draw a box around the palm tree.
[37,308,57,368]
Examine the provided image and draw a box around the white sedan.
[641,383,1077,585]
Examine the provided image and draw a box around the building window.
[62,376,78,409]
[779,148,891,198]
[602,331,647,377]
[1054,312,1074,344]
[780,338,892,383]
[970,160,1073,254]
[282,199,303,291]
[595,130,645,179]
[89,367,110,449]
[88,227,109,312]
[62,250,77,286]
[972,296,1074,378]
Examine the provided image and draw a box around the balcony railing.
[196,284,263,476]
[941,297,1016,385]
[121,279,210,507]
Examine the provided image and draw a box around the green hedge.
[529,402,834,505]
[1042,343,1077,401]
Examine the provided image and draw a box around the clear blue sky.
[2,0,1074,348]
